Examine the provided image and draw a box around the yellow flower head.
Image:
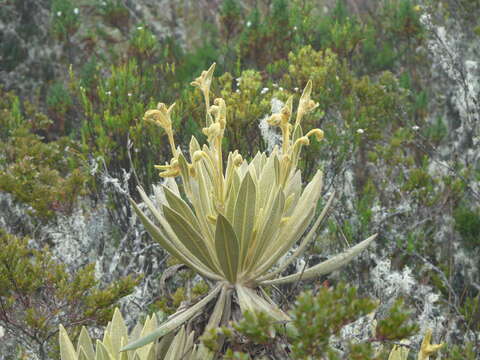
[296,80,319,126]
[154,158,180,178]
[144,102,176,132]
[191,63,216,96]
[418,329,444,360]
[209,98,227,129]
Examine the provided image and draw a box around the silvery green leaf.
[130,199,220,280]
[121,285,222,352]
[78,348,89,360]
[59,325,77,360]
[206,285,228,330]
[77,327,95,360]
[215,214,240,283]
[233,171,256,270]
[225,170,240,222]
[110,308,128,357]
[95,340,112,360]
[163,205,218,272]
[257,170,323,275]
[246,190,284,274]
[163,186,201,234]
[236,285,289,321]
[259,191,335,281]
[261,234,377,285]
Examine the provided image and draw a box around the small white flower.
[412,125,420,131]
[356,128,365,134]
[137,26,143,30]
[294,87,299,92]
[279,87,284,91]
[235,89,240,94]
[246,21,252,27]
[293,26,297,31]
[127,93,132,97]
[73,8,79,15]
[236,77,241,84]
[273,83,278,88]
[56,11,62,16]
[260,87,269,94]
[106,91,112,96]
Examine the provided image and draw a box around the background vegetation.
[0,0,479,358]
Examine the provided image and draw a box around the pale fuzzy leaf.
[59,325,78,360]
[136,314,158,360]
[233,171,256,271]
[156,332,176,360]
[260,234,377,285]
[110,308,128,357]
[388,345,410,360]
[164,177,180,195]
[101,333,114,358]
[164,326,186,360]
[145,344,157,360]
[119,338,129,360]
[140,315,158,338]
[237,161,249,180]
[129,323,143,343]
[163,186,201,234]
[215,214,240,282]
[121,285,222,352]
[184,331,195,357]
[192,164,215,236]
[225,170,240,222]
[77,348,89,360]
[95,340,112,360]
[245,190,284,274]
[152,185,167,210]
[255,170,323,276]
[189,136,201,156]
[257,154,276,209]
[77,327,95,360]
[177,153,191,193]
[250,152,263,180]
[283,170,302,216]
[163,205,217,272]
[259,191,335,282]
[206,285,228,330]
[236,285,289,321]
[130,199,219,280]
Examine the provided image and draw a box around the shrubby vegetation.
[1,0,479,358]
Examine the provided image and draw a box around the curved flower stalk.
[123,64,376,351]
[59,308,204,360]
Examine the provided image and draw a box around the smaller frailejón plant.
[59,308,202,360]
[124,64,376,351]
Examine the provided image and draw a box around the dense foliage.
[1,0,479,358]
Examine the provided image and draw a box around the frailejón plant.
[59,308,202,360]
[124,63,376,351]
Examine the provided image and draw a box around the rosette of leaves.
[59,308,202,360]
[124,64,376,351]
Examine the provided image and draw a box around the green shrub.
[204,283,418,359]
[454,205,480,249]
[0,90,89,220]
[0,229,138,359]
[51,0,80,41]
